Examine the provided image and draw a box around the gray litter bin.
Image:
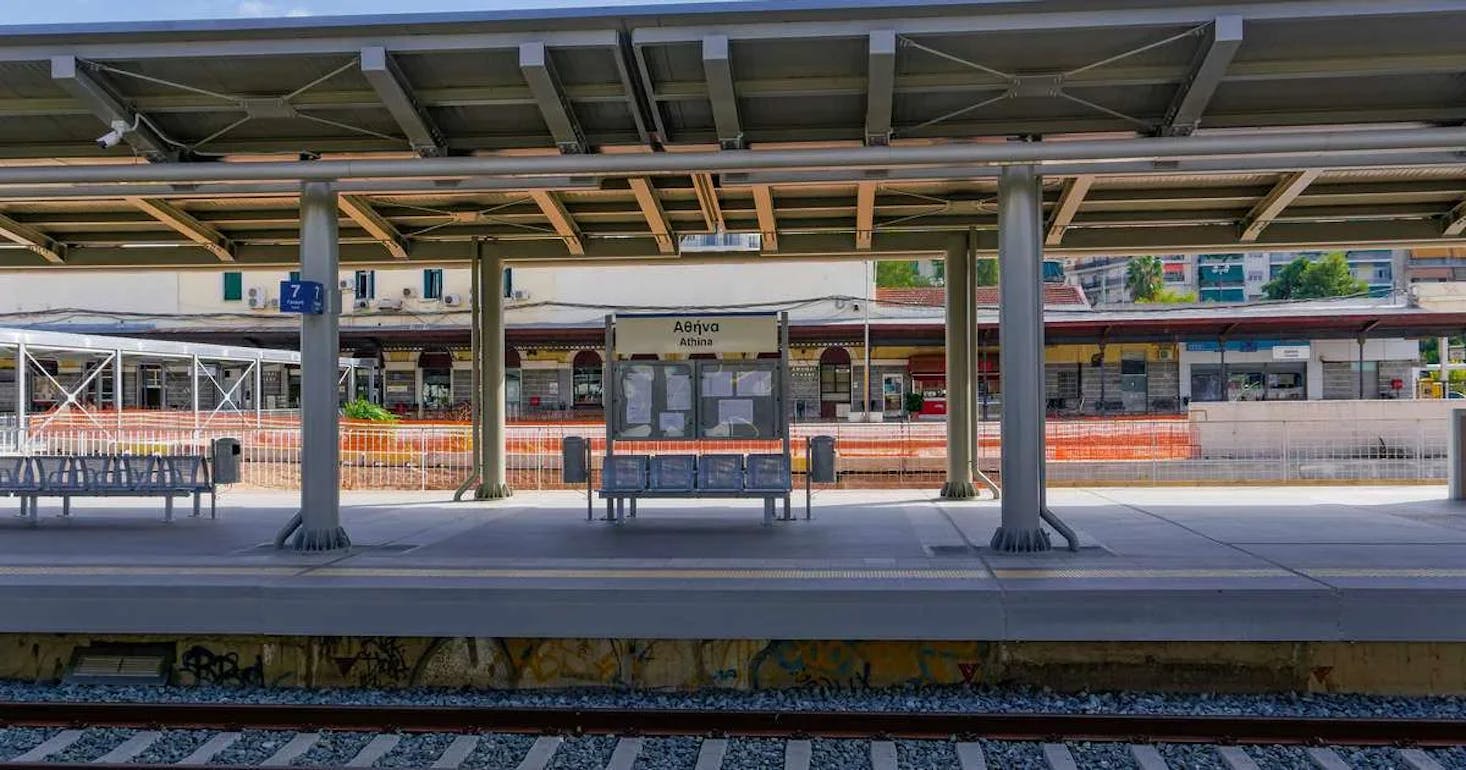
[212,437,242,484]
[562,436,589,484]
[809,435,837,483]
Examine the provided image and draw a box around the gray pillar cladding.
[293,180,350,551]
[477,248,512,500]
[941,233,976,499]
[991,164,1051,553]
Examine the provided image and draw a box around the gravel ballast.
[212,730,298,766]
[5,681,1466,721]
[978,740,1045,770]
[50,728,132,763]
[895,739,960,770]
[377,732,455,768]
[0,728,57,761]
[631,736,700,770]
[545,735,615,770]
[723,738,784,770]
[461,734,536,770]
[131,730,217,764]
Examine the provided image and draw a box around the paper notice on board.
[702,370,734,398]
[624,367,654,424]
[658,411,686,437]
[666,373,692,410]
[718,398,755,427]
[737,369,773,397]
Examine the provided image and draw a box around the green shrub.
[343,398,398,422]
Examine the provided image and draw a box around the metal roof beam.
[856,181,877,250]
[702,35,743,150]
[1446,199,1466,237]
[1045,175,1094,247]
[627,178,675,253]
[339,194,410,260]
[752,185,778,252]
[50,56,173,162]
[0,212,64,264]
[691,172,725,232]
[519,42,587,154]
[1160,15,1243,137]
[1240,170,1320,242]
[127,198,235,262]
[865,30,896,146]
[360,46,446,158]
[529,189,585,255]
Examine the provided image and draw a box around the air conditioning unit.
[402,287,417,298]
[512,290,530,301]
[268,298,280,309]
[353,298,372,310]
[442,293,464,306]
[376,297,403,310]
[1156,347,1175,361]
[246,287,269,309]
[339,279,352,291]
[678,232,763,253]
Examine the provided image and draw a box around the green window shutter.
[222,271,243,301]
[289,270,301,282]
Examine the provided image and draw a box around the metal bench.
[597,452,793,525]
[3,454,215,526]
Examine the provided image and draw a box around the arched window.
[418,347,455,411]
[818,347,852,419]
[572,350,603,407]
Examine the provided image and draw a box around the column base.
[990,526,1052,553]
[291,525,351,552]
[940,480,978,500]
[475,482,514,501]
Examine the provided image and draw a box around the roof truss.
[0,212,65,263]
[50,56,173,162]
[529,189,585,254]
[1240,170,1320,242]
[865,30,896,146]
[339,194,410,260]
[752,185,779,252]
[127,198,235,262]
[360,46,446,158]
[1159,15,1244,137]
[1446,199,1466,237]
[520,42,587,154]
[702,35,743,151]
[627,178,675,254]
[1045,175,1094,247]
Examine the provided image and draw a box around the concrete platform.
[4,486,1466,641]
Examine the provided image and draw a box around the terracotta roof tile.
[876,284,1089,307]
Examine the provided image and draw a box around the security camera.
[95,119,134,150]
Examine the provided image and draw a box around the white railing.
[1,416,1447,491]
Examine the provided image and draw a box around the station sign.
[616,313,778,356]
[279,280,325,315]
[1272,344,1311,360]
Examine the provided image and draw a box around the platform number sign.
[279,279,325,315]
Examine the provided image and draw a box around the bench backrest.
[0,456,34,488]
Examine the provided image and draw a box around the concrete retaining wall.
[6,635,1466,695]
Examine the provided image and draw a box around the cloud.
[235,1,311,17]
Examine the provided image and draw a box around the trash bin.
[809,435,837,483]
[212,437,242,484]
[562,436,589,484]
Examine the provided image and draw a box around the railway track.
[0,700,1461,769]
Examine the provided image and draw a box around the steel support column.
[293,180,350,552]
[991,164,1051,552]
[477,248,512,500]
[14,342,25,450]
[940,234,976,500]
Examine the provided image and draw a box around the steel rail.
[0,701,1463,747]
[0,127,1461,186]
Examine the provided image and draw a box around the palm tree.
[1125,256,1164,302]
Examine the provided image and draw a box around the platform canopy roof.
[0,0,1462,268]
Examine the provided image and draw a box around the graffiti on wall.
[177,645,267,687]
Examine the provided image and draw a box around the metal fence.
[0,415,1447,491]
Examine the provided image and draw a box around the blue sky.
[6,0,719,25]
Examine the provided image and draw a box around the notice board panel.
[611,361,696,440]
[697,361,782,440]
